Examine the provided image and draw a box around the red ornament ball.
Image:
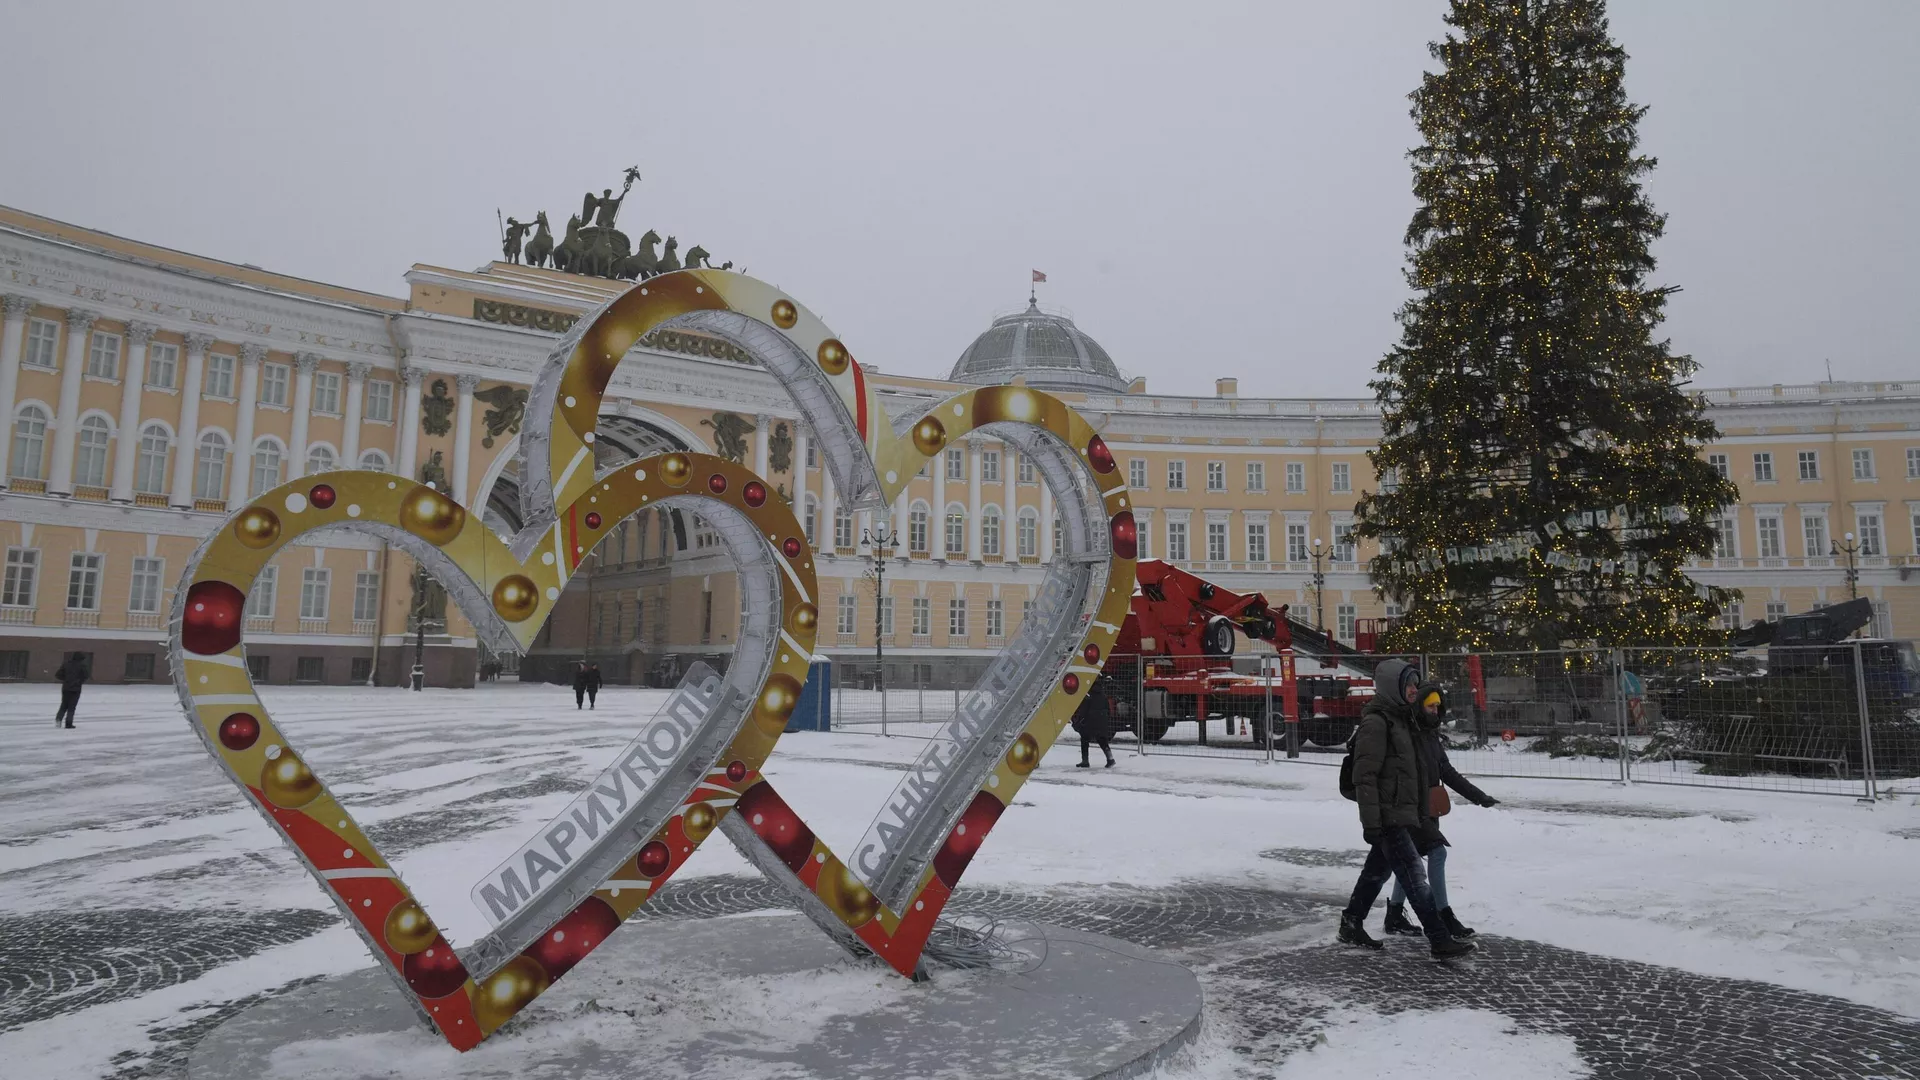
[782,537,803,559]
[218,712,261,751]
[584,511,603,530]
[726,760,748,783]
[1109,511,1138,561]
[308,484,336,509]
[742,481,767,507]
[526,897,620,980]
[636,840,671,878]
[402,938,469,999]
[182,580,248,655]
[1083,643,1102,665]
[707,473,728,495]
[1062,672,1081,694]
[933,792,1006,887]
[1087,435,1116,474]
[734,782,815,872]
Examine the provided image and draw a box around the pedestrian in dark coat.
[53,652,89,729]
[1072,677,1116,768]
[1382,684,1500,941]
[583,663,603,709]
[1337,658,1474,958]
[573,661,597,710]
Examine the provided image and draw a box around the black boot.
[1077,759,1090,768]
[1441,907,1476,939]
[1430,935,1477,960]
[1338,913,1383,950]
[1104,752,1116,768]
[1383,902,1422,937]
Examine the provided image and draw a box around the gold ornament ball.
[911,416,948,456]
[261,750,321,808]
[384,899,438,955]
[491,575,539,622]
[1006,732,1041,776]
[816,862,880,928]
[759,673,802,718]
[973,386,1044,427]
[400,486,466,546]
[791,602,818,634]
[683,802,718,842]
[770,299,798,329]
[233,507,282,549]
[472,955,549,1033]
[817,338,849,376]
[659,453,692,488]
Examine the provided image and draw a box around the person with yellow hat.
[1381,682,1501,941]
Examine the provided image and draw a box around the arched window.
[250,440,283,497]
[75,416,112,487]
[908,501,930,553]
[1017,507,1039,558]
[803,496,818,546]
[1052,510,1066,558]
[944,504,966,556]
[358,449,389,472]
[981,507,1002,557]
[306,446,336,474]
[195,433,229,500]
[135,423,170,494]
[10,405,49,480]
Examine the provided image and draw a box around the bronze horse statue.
[523,211,554,269]
[619,229,663,280]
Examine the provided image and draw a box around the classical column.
[754,413,771,479]
[791,424,809,524]
[820,459,837,552]
[170,333,211,507]
[967,436,984,560]
[287,353,319,479]
[1040,478,1054,562]
[931,448,947,560]
[453,374,477,504]
[893,489,910,555]
[342,362,369,466]
[227,344,264,505]
[397,366,423,480]
[1002,442,1017,558]
[47,308,98,495]
[110,321,156,502]
[0,294,36,486]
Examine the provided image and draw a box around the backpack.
[1338,729,1360,801]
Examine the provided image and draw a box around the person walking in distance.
[1073,676,1117,768]
[1336,659,1475,959]
[1382,684,1501,941]
[53,652,90,729]
[573,660,592,710]
[582,662,602,710]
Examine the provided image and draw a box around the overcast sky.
[4,1,1915,398]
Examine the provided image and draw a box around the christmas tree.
[1354,0,1739,650]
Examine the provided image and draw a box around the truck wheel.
[1250,711,1271,746]
[1143,718,1171,743]
[1304,719,1356,748]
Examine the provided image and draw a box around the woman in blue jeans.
[1383,685,1500,940]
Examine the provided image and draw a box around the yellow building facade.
[1,204,1914,687]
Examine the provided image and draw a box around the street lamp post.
[863,520,898,735]
[1832,531,1861,601]
[409,564,428,691]
[1308,538,1330,631]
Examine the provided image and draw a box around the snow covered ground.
[2,682,1917,1078]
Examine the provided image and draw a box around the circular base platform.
[186,913,1202,1080]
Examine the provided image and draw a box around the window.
[1909,448,1920,479]
[1333,522,1355,563]
[313,371,342,415]
[1337,604,1357,643]
[205,354,236,398]
[295,656,325,683]
[247,655,270,682]
[1286,462,1305,494]
[1857,512,1883,556]
[135,424,170,494]
[306,446,336,474]
[1798,451,1819,481]
[251,441,283,497]
[128,557,163,614]
[1246,521,1269,563]
[834,507,854,549]
[981,451,1000,483]
[975,508,998,557]
[986,599,1004,638]
[1022,599,1034,627]
[147,341,179,389]
[67,552,102,610]
[946,447,965,480]
[1766,601,1789,622]
[86,331,121,379]
[1853,448,1876,480]
[1166,519,1189,561]
[836,593,857,635]
[24,319,58,369]
[878,596,894,638]
[195,433,229,500]
[350,657,373,683]
[248,565,278,619]
[1752,452,1774,482]
[1206,520,1228,562]
[1206,461,1225,492]
[1713,514,1738,559]
[353,572,380,622]
[1129,459,1147,489]
[1166,460,1186,490]
[1331,462,1352,493]
[912,597,930,636]
[365,380,394,422]
[1380,466,1400,493]
[2,548,38,607]
[357,450,388,472]
[1756,514,1783,558]
[944,507,965,555]
[1708,453,1729,480]
[1017,456,1035,484]
[1802,513,1829,558]
[75,416,111,487]
[0,650,27,679]
[1720,603,1745,632]
[1017,509,1038,557]
[909,504,929,553]
[11,405,49,480]
[260,363,290,407]
[948,598,968,637]
[1246,461,1265,492]
[299,568,331,620]
[125,653,156,681]
[1287,523,1309,562]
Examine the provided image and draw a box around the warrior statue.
[502,216,534,265]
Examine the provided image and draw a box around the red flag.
[1031,270,1047,283]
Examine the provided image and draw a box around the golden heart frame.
[170,269,1135,1050]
